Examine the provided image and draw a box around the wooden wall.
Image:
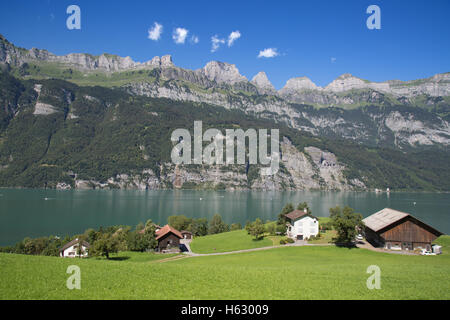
[379,216,441,243]
[158,233,181,251]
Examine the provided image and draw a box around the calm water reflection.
[0,189,448,246]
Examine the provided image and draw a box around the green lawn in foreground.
[1,237,449,300]
[190,229,273,254]
[94,251,180,263]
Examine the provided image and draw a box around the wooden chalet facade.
[155,225,183,252]
[363,208,443,252]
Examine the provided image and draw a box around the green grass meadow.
[1,236,449,300]
[190,229,274,254]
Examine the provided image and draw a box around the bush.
[275,224,287,235]
[321,221,333,231]
[280,237,294,245]
[266,223,276,236]
[230,223,242,231]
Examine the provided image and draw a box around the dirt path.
[185,241,332,257]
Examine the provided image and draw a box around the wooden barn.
[155,225,183,252]
[363,208,443,252]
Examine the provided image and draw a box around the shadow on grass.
[335,242,359,249]
[107,256,131,261]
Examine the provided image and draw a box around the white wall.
[60,245,89,258]
[288,216,319,240]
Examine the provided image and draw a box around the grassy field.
[190,229,273,254]
[1,238,449,300]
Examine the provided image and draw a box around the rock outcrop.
[251,72,276,95]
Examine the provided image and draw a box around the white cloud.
[227,30,241,47]
[331,57,337,63]
[190,35,200,44]
[173,27,189,44]
[258,48,279,58]
[211,35,225,52]
[148,22,163,41]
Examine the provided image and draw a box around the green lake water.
[0,189,448,246]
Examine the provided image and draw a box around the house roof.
[285,210,316,221]
[155,225,183,240]
[363,208,443,235]
[59,238,90,252]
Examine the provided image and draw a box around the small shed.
[181,230,193,240]
[432,245,442,255]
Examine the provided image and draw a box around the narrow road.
[185,241,332,257]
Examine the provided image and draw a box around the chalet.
[363,208,443,252]
[156,225,183,252]
[285,209,319,240]
[59,238,90,258]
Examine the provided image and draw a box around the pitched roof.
[285,210,313,221]
[363,208,443,235]
[59,238,90,252]
[155,225,183,240]
[363,208,409,232]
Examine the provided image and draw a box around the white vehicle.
[420,249,436,256]
[355,234,364,241]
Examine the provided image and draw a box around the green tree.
[168,215,192,231]
[329,206,365,244]
[208,214,229,235]
[188,218,209,236]
[297,202,312,214]
[91,233,119,259]
[277,203,294,230]
[75,237,87,258]
[248,219,265,240]
[266,223,276,236]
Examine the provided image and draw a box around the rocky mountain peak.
[325,74,369,92]
[200,61,247,84]
[280,77,320,92]
[161,55,174,68]
[251,71,275,93]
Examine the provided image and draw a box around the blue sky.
[0,0,449,89]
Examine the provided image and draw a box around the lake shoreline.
[1,189,449,246]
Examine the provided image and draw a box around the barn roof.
[363,208,443,235]
[155,225,183,240]
[363,208,409,232]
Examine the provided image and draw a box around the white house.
[285,209,319,240]
[59,238,90,258]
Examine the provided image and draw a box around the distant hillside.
[0,71,449,191]
[1,34,449,149]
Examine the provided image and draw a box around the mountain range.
[0,34,449,191]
